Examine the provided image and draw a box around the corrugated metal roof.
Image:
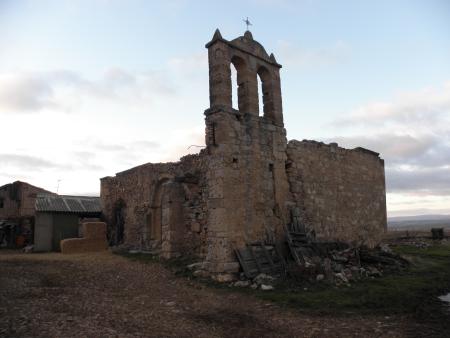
[35,194,101,214]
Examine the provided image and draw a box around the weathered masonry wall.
[204,110,291,274]
[100,154,209,259]
[286,140,387,247]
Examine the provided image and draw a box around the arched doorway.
[148,178,171,241]
[110,198,125,246]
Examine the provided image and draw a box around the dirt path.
[0,251,409,338]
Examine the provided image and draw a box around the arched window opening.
[257,75,264,116]
[231,56,246,112]
[257,66,273,120]
[231,63,238,110]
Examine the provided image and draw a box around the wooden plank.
[261,245,276,269]
[248,245,263,273]
[236,242,287,279]
[235,248,254,279]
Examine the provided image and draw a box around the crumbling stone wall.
[286,140,387,247]
[100,154,209,259]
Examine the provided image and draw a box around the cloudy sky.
[1,0,449,217]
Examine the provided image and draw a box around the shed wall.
[34,213,53,251]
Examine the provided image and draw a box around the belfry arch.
[257,65,275,122]
[230,55,248,112]
[205,29,284,126]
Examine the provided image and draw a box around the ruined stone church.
[100,29,387,277]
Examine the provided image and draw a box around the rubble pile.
[306,243,409,285]
[228,242,409,289]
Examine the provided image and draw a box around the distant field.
[388,215,450,231]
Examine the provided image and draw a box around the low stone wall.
[286,140,387,247]
[61,222,108,254]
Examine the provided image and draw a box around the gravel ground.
[0,250,411,338]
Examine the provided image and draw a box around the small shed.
[34,194,101,251]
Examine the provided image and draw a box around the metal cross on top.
[243,17,252,31]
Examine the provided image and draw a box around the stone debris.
[283,213,409,286]
[22,244,34,253]
[253,273,276,286]
[212,273,234,283]
[187,262,204,271]
[232,237,408,288]
[229,272,278,289]
[233,280,250,288]
[334,273,348,285]
[316,274,325,281]
[309,244,409,285]
[260,284,274,291]
[193,269,210,278]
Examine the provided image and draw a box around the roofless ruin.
[100,29,387,279]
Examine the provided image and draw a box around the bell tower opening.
[231,63,238,110]
[257,75,264,117]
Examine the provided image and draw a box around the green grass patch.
[257,243,450,315]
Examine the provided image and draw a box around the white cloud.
[324,81,450,215]
[0,50,210,196]
[334,81,450,131]
[328,134,434,160]
[0,74,56,112]
[0,68,178,114]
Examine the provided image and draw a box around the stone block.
[61,222,108,254]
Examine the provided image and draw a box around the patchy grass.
[117,243,450,316]
[256,243,450,315]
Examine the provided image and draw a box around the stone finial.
[244,30,253,40]
[269,53,277,63]
[212,28,223,41]
[206,29,225,48]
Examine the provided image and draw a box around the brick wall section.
[286,140,387,247]
[0,181,53,219]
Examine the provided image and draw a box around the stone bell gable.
[205,29,283,125]
[100,28,387,277]
[203,29,292,273]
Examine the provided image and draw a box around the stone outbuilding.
[100,29,387,277]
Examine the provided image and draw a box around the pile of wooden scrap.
[284,218,409,284]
